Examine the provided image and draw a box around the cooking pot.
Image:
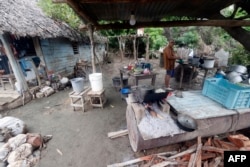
[139,85,154,99]
[230,65,247,74]
[226,71,243,83]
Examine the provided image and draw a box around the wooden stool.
[0,74,15,90]
[87,89,107,109]
[69,87,91,112]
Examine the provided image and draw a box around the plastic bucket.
[203,58,215,69]
[70,78,84,93]
[89,73,103,92]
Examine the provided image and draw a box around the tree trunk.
[88,24,96,73]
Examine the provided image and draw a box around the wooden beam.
[66,0,98,25]
[79,0,167,3]
[52,0,67,3]
[91,20,250,30]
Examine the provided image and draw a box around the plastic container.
[89,73,103,92]
[202,78,250,109]
[70,78,84,93]
[203,58,215,69]
[112,76,128,88]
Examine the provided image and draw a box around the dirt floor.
[2,57,203,167]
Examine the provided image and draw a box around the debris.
[108,133,250,167]
[108,129,128,139]
[27,133,42,148]
[56,149,63,156]
[0,117,27,136]
[110,105,114,108]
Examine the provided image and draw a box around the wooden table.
[0,74,15,90]
[119,68,157,87]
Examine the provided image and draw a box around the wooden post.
[118,36,124,62]
[133,36,136,60]
[32,37,46,65]
[88,24,96,73]
[28,58,41,86]
[146,34,150,61]
[0,33,28,91]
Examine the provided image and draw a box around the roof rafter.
[89,20,250,30]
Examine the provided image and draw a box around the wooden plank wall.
[40,38,105,76]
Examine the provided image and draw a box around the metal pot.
[230,65,247,74]
[139,85,154,100]
[226,71,243,83]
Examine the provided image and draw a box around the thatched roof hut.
[0,0,81,41]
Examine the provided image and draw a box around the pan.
[171,113,197,132]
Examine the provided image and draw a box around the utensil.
[230,65,247,74]
[226,71,243,83]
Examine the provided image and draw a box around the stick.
[188,153,196,167]
[107,151,178,167]
[202,146,225,154]
[167,144,197,160]
[107,129,128,139]
[107,155,152,167]
[192,136,202,167]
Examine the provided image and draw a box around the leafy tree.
[144,28,167,50]
[38,0,82,29]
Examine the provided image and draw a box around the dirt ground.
[2,57,201,167]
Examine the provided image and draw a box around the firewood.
[212,139,221,148]
[180,154,191,161]
[204,137,212,146]
[203,161,208,167]
[107,151,177,167]
[107,155,152,167]
[228,134,250,148]
[201,153,216,161]
[167,144,197,160]
[108,129,128,139]
[195,136,202,167]
[187,153,195,167]
[240,146,250,151]
[201,146,225,154]
[216,140,238,150]
[208,156,222,167]
[151,160,187,167]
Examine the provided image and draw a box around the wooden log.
[126,102,250,152]
[107,129,128,139]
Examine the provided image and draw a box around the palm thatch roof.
[0,0,82,41]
